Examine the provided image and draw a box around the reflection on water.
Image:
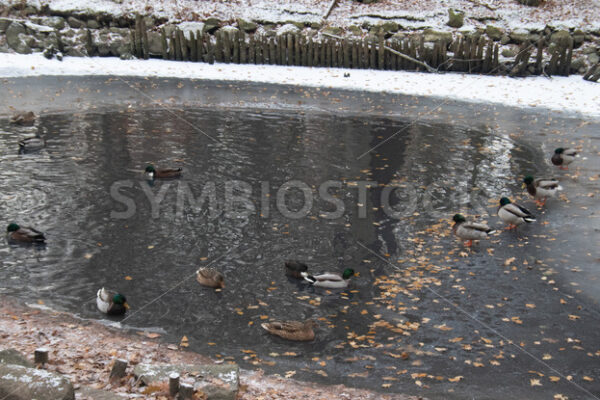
[0,108,540,391]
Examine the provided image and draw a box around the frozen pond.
[1,77,599,399]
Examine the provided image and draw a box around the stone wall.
[0,4,599,79]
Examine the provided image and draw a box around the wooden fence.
[122,14,580,77]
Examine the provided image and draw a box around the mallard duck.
[145,165,182,180]
[302,268,355,289]
[523,175,562,206]
[452,214,496,246]
[18,135,46,153]
[10,111,35,126]
[497,197,536,229]
[196,267,225,289]
[261,319,317,341]
[6,223,45,243]
[96,287,129,315]
[551,148,577,170]
[284,260,308,279]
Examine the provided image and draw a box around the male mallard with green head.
[452,214,496,246]
[497,197,536,229]
[96,287,129,315]
[261,319,317,341]
[6,223,45,243]
[551,148,577,170]
[523,175,562,207]
[302,268,355,289]
[284,260,308,279]
[145,165,182,180]
[196,267,225,289]
[10,111,36,126]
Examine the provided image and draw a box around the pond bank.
[0,296,417,399]
[0,0,599,79]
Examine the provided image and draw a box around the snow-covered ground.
[2,0,599,32]
[1,53,599,118]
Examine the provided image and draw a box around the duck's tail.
[523,216,536,223]
[301,271,316,284]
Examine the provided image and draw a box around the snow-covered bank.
[2,53,599,117]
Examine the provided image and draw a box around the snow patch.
[0,53,598,118]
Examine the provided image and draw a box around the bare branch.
[323,0,338,20]
[321,32,438,73]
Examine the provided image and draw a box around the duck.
[284,260,308,279]
[523,175,562,207]
[261,319,317,341]
[18,135,46,153]
[452,214,496,246]
[145,165,182,180]
[6,223,46,243]
[10,111,35,126]
[497,197,536,229]
[551,148,577,170]
[96,287,129,315]
[301,268,355,289]
[196,267,225,289]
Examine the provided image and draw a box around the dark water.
[1,107,598,398]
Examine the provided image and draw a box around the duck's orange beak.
[124,302,130,310]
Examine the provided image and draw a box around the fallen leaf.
[285,370,296,378]
[504,257,516,266]
[530,378,542,387]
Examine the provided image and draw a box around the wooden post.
[215,31,223,62]
[329,40,336,67]
[141,16,149,59]
[169,372,180,396]
[287,34,294,65]
[180,29,189,61]
[207,34,215,64]
[317,38,327,67]
[269,37,276,64]
[134,15,143,58]
[179,383,194,399]
[109,359,128,381]
[130,29,137,58]
[34,348,48,365]
[189,31,197,61]
[230,31,237,63]
[482,39,492,73]
[369,38,376,69]
[300,35,307,66]
[564,38,573,76]
[492,43,499,71]
[534,38,544,74]
[84,29,94,56]
[168,32,175,60]
[223,30,232,63]
[174,29,182,60]
[248,35,255,64]
[295,33,301,66]
[240,31,246,63]
[231,31,239,63]
[350,40,357,69]
[161,28,168,59]
[378,35,385,69]
[342,39,350,69]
